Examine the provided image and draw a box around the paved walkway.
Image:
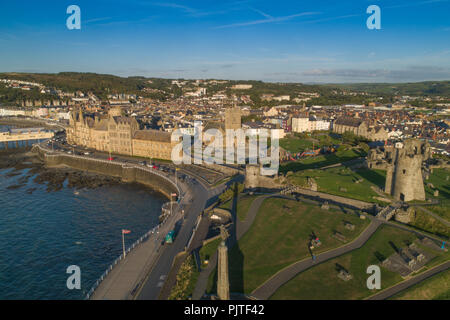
[91,202,185,300]
[236,194,276,239]
[366,261,450,300]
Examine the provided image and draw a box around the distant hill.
[327,81,450,96]
[0,72,448,106]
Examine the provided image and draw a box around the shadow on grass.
[280,150,365,174]
[356,169,386,188]
[228,183,245,293]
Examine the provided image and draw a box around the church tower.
[225,106,241,131]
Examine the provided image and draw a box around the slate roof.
[133,129,171,143]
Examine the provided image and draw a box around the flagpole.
[122,231,126,258]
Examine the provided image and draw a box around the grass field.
[424,168,450,201]
[199,238,221,267]
[280,148,366,173]
[207,198,370,294]
[391,269,450,300]
[280,137,314,154]
[236,195,258,221]
[218,199,232,211]
[410,209,450,238]
[280,132,342,154]
[288,166,388,203]
[270,225,433,300]
[425,205,450,222]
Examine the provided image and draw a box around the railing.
[85,192,182,300]
[32,143,185,300]
[85,223,163,300]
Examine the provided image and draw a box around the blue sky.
[0,0,449,83]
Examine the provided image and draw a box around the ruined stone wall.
[293,187,375,212]
[244,165,283,190]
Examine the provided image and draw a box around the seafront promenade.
[33,143,215,300]
[89,193,191,300]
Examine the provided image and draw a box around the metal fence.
[85,223,160,300]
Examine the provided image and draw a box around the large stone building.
[333,117,388,141]
[292,116,330,133]
[67,107,174,160]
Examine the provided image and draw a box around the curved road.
[135,181,211,300]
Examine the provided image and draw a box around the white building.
[231,84,252,90]
[292,116,330,133]
[0,109,26,117]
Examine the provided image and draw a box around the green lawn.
[199,238,221,267]
[410,209,450,238]
[425,205,450,222]
[218,199,232,211]
[424,168,450,201]
[288,166,388,204]
[391,269,450,300]
[280,137,314,153]
[236,195,258,221]
[280,148,365,173]
[208,198,370,294]
[280,132,342,154]
[270,225,433,300]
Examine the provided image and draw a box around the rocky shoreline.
[0,149,123,193]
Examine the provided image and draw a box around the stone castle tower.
[385,139,430,202]
[225,106,241,131]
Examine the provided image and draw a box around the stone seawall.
[33,146,178,199]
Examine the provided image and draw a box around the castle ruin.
[369,139,431,202]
